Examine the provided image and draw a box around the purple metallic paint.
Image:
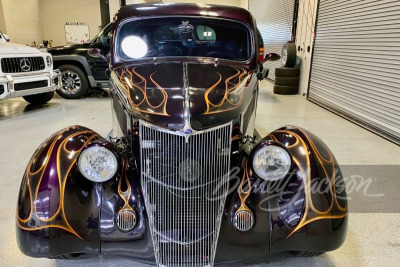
[115,61,255,130]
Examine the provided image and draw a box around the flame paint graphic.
[17,129,99,239]
[204,67,248,115]
[268,128,347,237]
[119,66,169,116]
[117,158,136,214]
[236,162,252,214]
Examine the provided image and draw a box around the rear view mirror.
[88,48,108,62]
[261,53,280,63]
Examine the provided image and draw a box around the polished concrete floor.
[0,81,399,266]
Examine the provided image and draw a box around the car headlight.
[46,56,52,67]
[252,144,291,181]
[78,146,118,182]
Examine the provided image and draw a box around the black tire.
[22,91,54,105]
[57,64,89,99]
[275,67,300,77]
[275,76,299,86]
[281,42,297,68]
[290,251,325,257]
[273,85,298,95]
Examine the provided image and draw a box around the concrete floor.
[0,81,399,266]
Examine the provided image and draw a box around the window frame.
[114,16,255,64]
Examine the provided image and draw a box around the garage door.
[249,0,294,80]
[308,0,400,144]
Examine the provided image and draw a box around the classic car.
[16,3,348,266]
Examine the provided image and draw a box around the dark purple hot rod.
[16,3,347,266]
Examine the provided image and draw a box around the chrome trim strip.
[182,62,193,142]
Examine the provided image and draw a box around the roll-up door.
[249,0,294,80]
[308,0,400,144]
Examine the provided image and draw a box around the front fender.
[52,55,93,76]
[264,126,348,253]
[16,126,110,257]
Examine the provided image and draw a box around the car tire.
[275,76,300,86]
[275,67,300,77]
[289,251,325,257]
[273,85,298,95]
[281,42,297,68]
[22,91,54,105]
[57,64,89,99]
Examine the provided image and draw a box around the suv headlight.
[78,146,118,182]
[252,143,291,181]
[46,56,52,67]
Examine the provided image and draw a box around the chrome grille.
[233,210,254,232]
[140,122,232,267]
[0,57,45,73]
[116,209,136,231]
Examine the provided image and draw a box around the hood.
[49,43,91,50]
[113,62,255,130]
[0,42,42,54]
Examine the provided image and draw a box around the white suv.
[0,31,61,104]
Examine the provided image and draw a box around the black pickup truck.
[48,23,112,99]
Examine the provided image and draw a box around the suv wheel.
[57,65,89,99]
[23,91,54,105]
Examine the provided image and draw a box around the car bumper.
[0,69,61,100]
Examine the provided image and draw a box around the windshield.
[91,23,113,43]
[116,17,251,61]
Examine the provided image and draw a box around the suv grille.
[1,57,45,73]
[140,122,232,267]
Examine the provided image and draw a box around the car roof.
[113,3,255,28]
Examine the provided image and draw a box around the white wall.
[0,0,246,46]
[0,1,7,34]
[109,0,121,21]
[295,0,318,95]
[40,0,102,46]
[109,0,245,18]
[241,0,249,9]
[0,0,43,45]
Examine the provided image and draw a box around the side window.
[102,29,112,45]
[196,25,216,41]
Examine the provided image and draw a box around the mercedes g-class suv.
[0,31,61,105]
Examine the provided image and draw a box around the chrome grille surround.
[233,210,254,232]
[0,57,45,73]
[116,209,137,231]
[140,121,232,267]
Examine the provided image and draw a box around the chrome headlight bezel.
[78,144,119,183]
[250,140,292,181]
[46,55,52,67]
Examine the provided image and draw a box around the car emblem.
[20,58,31,72]
[181,128,193,135]
[178,21,194,34]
